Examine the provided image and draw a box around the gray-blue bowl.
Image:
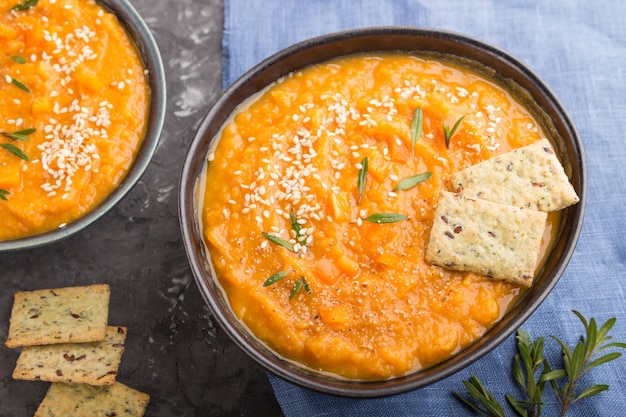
[179,27,585,397]
[0,0,166,252]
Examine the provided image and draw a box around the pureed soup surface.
[200,53,561,380]
[0,0,149,240]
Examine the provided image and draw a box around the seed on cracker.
[13,326,126,385]
[34,382,150,417]
[451,138,579,212]
[5,284,110,348]
[425,191,547,286]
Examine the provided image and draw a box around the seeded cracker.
[5,284,110,348]
[451,139,579,212]
[13,326,126,385]
[34,382,150,417]
[425,191,547,287]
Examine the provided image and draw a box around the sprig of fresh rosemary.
[0,143,28,161]
[505,330,548,417]
[1,128,34,162]
[289,208,307,247]
[393,172,432,192]
[8,76,31,93]
[410,107,423,157]
[456,311,626,417]
[457,375,507,417]
[9,0,38,11]
[442,114,465,148]
[263,270,291,287]
[261,232,294,252]
[362,213,408,224]
[357,156,368,204]
[546,311,626,415]
[289,277,312,300]
[263,270,311,301]
[2,128,35,142]
[261,209,308,253]
[10,55,27,64]
[0,129,34,200]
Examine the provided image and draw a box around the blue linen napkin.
[223,1,626,415]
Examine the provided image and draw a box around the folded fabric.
[223,1,626,416]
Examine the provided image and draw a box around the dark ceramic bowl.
[0,0,166,252]
[179,27,586,397]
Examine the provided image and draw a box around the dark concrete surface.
[0,0,284,415]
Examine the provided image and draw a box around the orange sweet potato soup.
[200,53,561,380]
[0,0,149,240]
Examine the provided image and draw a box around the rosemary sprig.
[505,330,548,417]
[261,232,294,252]
[8,76,31,93]
[410,106,423,157]
[0,189,10,201]
[263,270,291,287]
[289,277,311,300]
[289,208,307,246]
[456,311,626,417]
[10,55,27,64]
[0,143,28,161]
[456,375,506,417]
[393,172,432,192]
[357,156,368,204]
[9,0,38,11]
[545,311,626,415]
[2,128,35,141]
[1,128,35,161]
[362,213,408,224]
[442,114,465,148]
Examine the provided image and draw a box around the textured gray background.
[0,0,283,415]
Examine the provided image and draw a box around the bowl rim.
[179,26,586,397]
[0,0,166,253]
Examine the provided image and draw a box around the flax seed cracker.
[451,139,579,212]
[13,326,126,385]
[34,382,149,417]
[5,284,110,348]
[425,191,547,286]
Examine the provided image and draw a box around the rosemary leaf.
[10,55,27,64]
[1,128,35,141]
[442,115,465,148]
[0,143,29,161]
[0,189,10,201]
[263,270,291,287]
[261,231,294,252]
[574,384,609,402]
[393,172,432,192]
[362,213,408,224]
[455,375,506,417]
[357,156,368,204]
[289,208,307,246]
[10,77,31,93]
[506,329,548,417]
[547,311,626,414]
[9,0,37,11]
[289,277,311,300]
[457,311,626,417]
[410,106,423,157]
